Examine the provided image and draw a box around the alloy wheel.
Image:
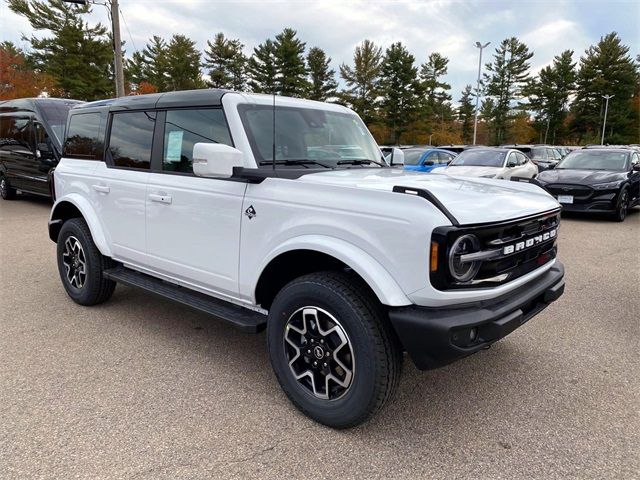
[283,307,354,400]
[62,236,87,289]
[619,191,629,220]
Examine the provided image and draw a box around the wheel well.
[49,201,83,242]
[255,250,377,310]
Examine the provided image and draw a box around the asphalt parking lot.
[1,196,638,479]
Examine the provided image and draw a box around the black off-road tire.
[267,271,402,429]
[56,218,116,305]
[0,175,17,200]
[613,187,629,222]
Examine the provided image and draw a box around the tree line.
[4,0,639,146]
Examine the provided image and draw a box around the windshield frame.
[237,103,384,170]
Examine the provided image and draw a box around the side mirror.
[36,142,54,160]
[193,143,244,178]
[389,147,404,166]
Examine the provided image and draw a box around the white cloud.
[1,0,637,105]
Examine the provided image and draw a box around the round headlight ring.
[448,234,481,283]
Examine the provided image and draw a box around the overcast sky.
[1,0,638,102]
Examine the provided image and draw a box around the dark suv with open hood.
[0,98,83,200]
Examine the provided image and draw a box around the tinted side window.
[516,152,528,165]
[162,109,232,173]
[0,115,32,151]
[64,112,104,160]
[108,111,156,169]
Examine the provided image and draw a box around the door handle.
[149,193,172,204]
[92,184,110,194]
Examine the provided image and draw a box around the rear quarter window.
[64,112,106,160]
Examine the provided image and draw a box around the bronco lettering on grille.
[502,228,557,255]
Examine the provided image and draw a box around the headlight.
[448,234,481,282]
[592,181,622,190]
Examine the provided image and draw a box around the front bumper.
[388,261,565,370]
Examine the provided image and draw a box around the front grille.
[431,209,561,290]
[546,184,593,199]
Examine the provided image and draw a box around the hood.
[435,165,504,178]
[537,168,626,185]
[298,168,559,225]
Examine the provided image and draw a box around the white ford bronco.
[49,89,565,428]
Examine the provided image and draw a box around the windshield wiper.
[337,158,386,167]
[258,159,332,169]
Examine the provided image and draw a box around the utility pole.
[110,0,125,97]
[472,41,490,145]
[601,94,614,145]
[64,0,125,97]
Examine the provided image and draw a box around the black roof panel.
[74,88,230,112]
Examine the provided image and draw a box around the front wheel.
[613,188,629,222]
[0,175,17,200]
[56,218,116,305]
[267,271,402,429]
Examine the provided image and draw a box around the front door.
[145,108,246,298]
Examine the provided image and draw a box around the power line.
[119,7,137,53]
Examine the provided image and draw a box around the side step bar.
[104,266,267,333]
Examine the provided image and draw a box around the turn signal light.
[430,242,439,272]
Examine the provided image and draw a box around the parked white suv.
[49,90,565,428]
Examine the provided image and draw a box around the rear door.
[145,108,246,298]
[92,110,155,265]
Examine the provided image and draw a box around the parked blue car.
[402,147,457,172]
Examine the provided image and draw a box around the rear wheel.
[267,271,402,429]
[0,175,17,200]
[56,218,116,305]
[614,188,629,222]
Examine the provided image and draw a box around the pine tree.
[339,40,383,124]
[203,32,247,91]
[274,28,308,97]
[458,85,475,144]
[247,39,278,93]
[306,47,337,101]
[420,52,452,114]
[8,0,114,100]
[525,50,576,144]
[126,36,168,92]
[164,34,205,91]
[571,33,638,144]
[379,42,420,144]
[483,37,534,144]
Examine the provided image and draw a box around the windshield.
[38,100,82,145]
[556,150,628,171]
[238,104,382,168]
[449,149,505,167]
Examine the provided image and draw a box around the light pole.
[472,41,490,145]
[601,94,614,145]
[64,0,125,97]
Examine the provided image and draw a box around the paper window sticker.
[166,130,184,161]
